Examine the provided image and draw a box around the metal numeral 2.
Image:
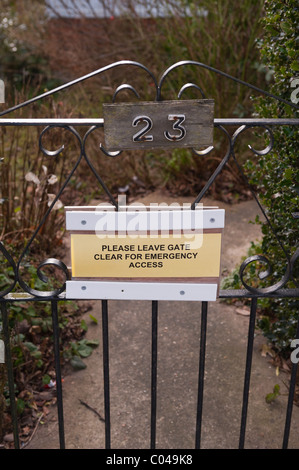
[132,116,153,142]
[132,114,186,143]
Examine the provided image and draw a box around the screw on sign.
[64,205,225,302]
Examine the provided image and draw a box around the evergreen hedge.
[245,0,298,355]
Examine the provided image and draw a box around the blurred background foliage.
[237,0,298,356]
[220,0,298,358]
[0,0,268,257]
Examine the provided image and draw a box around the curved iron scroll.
[239,249,299,295]
[0,60,298,297]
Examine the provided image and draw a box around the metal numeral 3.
[164,114,186,142]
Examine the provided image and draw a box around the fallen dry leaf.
[261,343,275,358]
[236,307,250,316]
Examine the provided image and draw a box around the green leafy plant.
[64,338,100,371]
[223,1,299,357]
[247,0,298,357]
[0,263,98,444]
[265,384,281,404]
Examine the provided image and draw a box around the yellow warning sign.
[70,232,222,279]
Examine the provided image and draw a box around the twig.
[21,412,44,449]
[79,399,105,422]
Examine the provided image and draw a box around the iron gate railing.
[0,61,298,450]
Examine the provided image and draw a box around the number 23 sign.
[103,99,214,151]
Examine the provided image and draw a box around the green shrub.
[238,0,298,356]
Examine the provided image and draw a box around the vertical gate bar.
[0,302,20,449]
[51,300,65,449]
[195,301,208,449]
[151,300,158,449]
[102,299,111,449]
[239,297,257,449]
[282,313,299,449]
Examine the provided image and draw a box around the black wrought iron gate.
[0,61,298,450]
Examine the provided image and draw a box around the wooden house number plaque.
[103,99,214,151]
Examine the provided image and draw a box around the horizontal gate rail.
[0,117,297,127]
